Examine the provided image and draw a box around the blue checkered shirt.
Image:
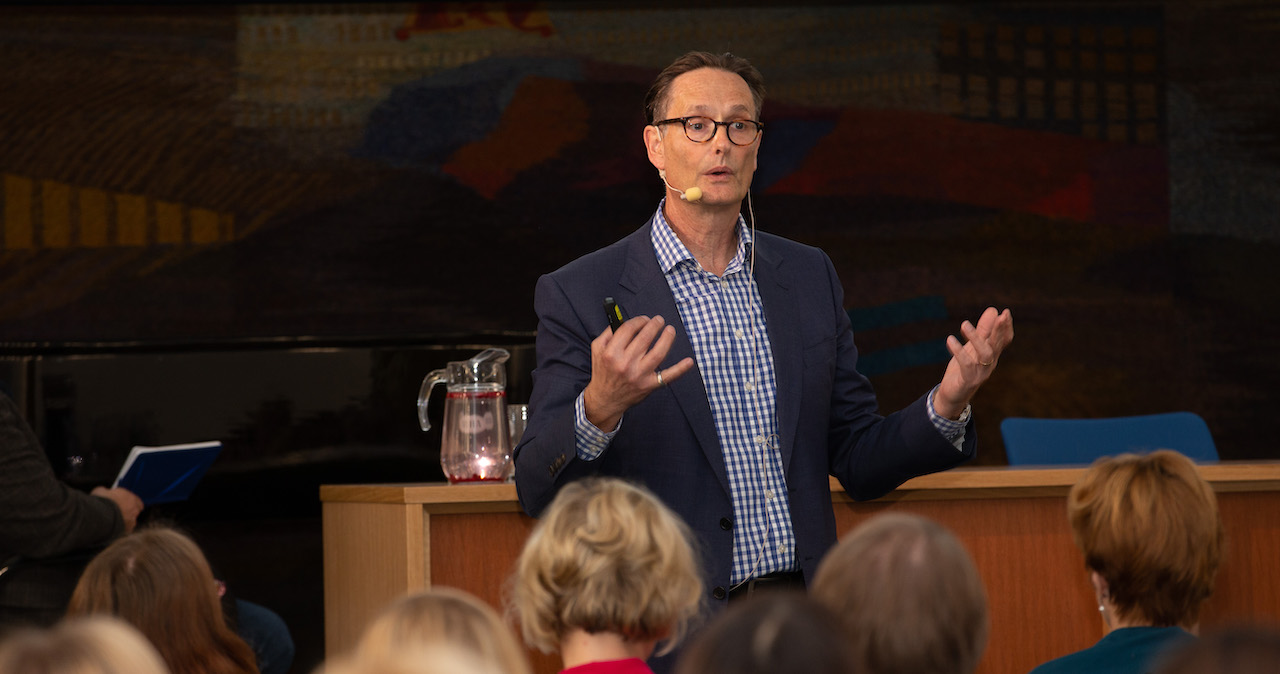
[574,200,967,584]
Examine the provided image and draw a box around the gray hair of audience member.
[507,477,704,656]
[354,587,531,674]
[673,592,855,674]
[1152,623,1280,674]
[811,512,990,674]
[0,615,171,674]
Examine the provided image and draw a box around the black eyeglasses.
[653,116,763,146]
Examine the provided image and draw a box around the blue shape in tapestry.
[357,56,584,170]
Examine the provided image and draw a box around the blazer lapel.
[616,221,730,494]
[753,237,802,473]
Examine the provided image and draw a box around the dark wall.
[0,336,534,674]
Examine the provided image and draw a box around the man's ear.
[644,124,665,172]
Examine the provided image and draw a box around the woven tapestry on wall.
[0,2,1276,461]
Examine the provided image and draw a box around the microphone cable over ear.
[658,169,702,202]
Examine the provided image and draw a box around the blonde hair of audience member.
[507,477,703,667]
[321,644,501,674]
[66,526,259,674]
[811,512,989,674]
[673,592,854,674]
[1068,450,1224,630]
[355,587,531,674]
[1153,622,1280,674]
[0,615,171,674]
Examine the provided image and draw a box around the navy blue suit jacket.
[513,216,975,603]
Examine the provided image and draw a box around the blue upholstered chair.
[999,412,1219,466]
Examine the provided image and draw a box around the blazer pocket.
[801,336,837,407]
[802,335,836,370]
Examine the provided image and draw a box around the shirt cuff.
[927,385,969,451]
[574,391,619,461]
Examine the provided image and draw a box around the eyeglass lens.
[683,117,758,145]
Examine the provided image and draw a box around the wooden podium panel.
[322,464,1280,674]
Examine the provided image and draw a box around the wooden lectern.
[322,463,1280,674]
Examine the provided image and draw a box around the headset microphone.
[658,169,702,203]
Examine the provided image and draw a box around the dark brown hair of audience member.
[674,592,854,674]
[1068,450,1224,628]
[1152,622,1280,674]
[0,615,171,674]
[355,587,531,674]
[643,50,766,124]
[811,512,989,674]
[66,526,259,674]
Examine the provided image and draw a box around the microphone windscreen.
[683,187,702,202]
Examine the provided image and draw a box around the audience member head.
[355,587,530,674]
[0,615,171,674]
[507,477,703,659]
[320,645,501,674]
[66,525,259,674]
[811,512,989,674]
[674,592,853,674]
[1068,450,1224,628]
[1153,622,1280,674]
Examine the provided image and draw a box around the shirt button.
[754,434,765,445]
[778,543,787,554]
[734,328,744,339]
[745,380,755,391]
[765,489,775,500]
[720,280,729,290]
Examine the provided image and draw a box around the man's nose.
[711,125,733,152]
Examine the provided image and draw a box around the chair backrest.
[1000,412,1219,466]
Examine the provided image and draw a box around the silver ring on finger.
[655,370,666,387]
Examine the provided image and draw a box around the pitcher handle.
[466,347,510,372]
[418,368,448,432]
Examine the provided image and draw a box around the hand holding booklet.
[112,441,223,506]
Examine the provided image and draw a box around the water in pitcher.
[439,382,512,483]
[419,348,514,484]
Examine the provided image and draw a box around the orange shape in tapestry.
[395,2,554,40]
[442,77,588,199]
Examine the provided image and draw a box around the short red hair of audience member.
[1028,450,1226,674]
[66,526,259,674]
[811,512,989,674]
[507,477,704,674]
[355,587,531,674]
[0,615,171,674]
[674,592,854,674]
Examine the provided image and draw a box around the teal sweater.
[1029,626,1194,674]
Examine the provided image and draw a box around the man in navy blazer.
[514,51,1013,621]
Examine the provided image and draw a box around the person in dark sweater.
[0,390,142,632]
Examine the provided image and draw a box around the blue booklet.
[112,441,223,505]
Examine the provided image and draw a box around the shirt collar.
[650,198,753,276]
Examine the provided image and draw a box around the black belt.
[728,570,806,602]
